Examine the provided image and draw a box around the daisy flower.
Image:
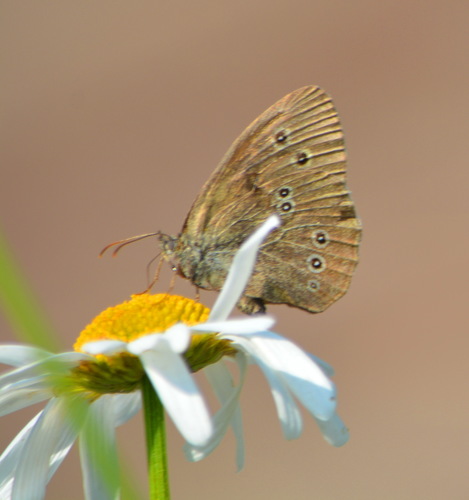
[0,214,348,499]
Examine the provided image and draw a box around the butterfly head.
[158,233,178,258]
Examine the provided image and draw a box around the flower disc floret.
[74,293,210,350]
[70,294,236,396]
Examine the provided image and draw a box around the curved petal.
[235,331,336,420]
[163,324,191,353]
[140,347,213,447]
[0,365,49,392]
[112,392,141,427]
[191,316,275,335]
[209,215,280,321]
[308,352,335,377]
[79,397,120,500]
[128,324,190,355]
[232,335,303,440]
[185,355,247,469]
[0,352,85,389]
[0,411,43,498]
[10,398,79,500]
[0,353,89,417]
[127,333,160,353]
[0,345,51,367]
[314,413,350,447]
[81,340,127,356]
[0,381,51,416]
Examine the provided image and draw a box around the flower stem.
[142,375,170,500]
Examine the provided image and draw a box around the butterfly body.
[161,86,361,314]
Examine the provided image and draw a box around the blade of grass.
[0,228,59,351]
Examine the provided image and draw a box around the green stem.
[142,375,170,500]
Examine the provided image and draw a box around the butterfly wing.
[178,86,361,313]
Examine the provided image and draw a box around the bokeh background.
[1,1,468,499]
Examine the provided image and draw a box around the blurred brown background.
[1,1,468,499]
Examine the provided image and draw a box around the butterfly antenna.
[99,232,161,258]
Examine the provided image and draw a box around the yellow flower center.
[69,293,235,398]
[74,293,210,350]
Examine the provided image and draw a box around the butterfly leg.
[237,296,266,315]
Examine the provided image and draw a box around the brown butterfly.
[106,86,361,314]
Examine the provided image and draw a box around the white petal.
[140,348,213,447]
[0,411,43,498]
[0,352,86,390]
[79,397,120,500]
[314,413,350,447]
[0,345,51,367]
[269,378,303,440]
[231,335,303,439]
[209,215,280,321]
[208,356,246,471]
[184,355,247,469]
[81,340,128,355]
[0,353,88,417]
[111,392,142,427]
[163,324,192,353]
[233,331,336,420]
[127,333,160,353]
[128,326,189,355]
[53,352,92,363]
[48,440,74,479]
[191,315,275,334]
[308,352,335,377]
[0,364,47,390]
[10,398,79,500]
[0,382,51,416]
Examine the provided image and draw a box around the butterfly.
[158,86,361,314]
[103,86,361,314]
